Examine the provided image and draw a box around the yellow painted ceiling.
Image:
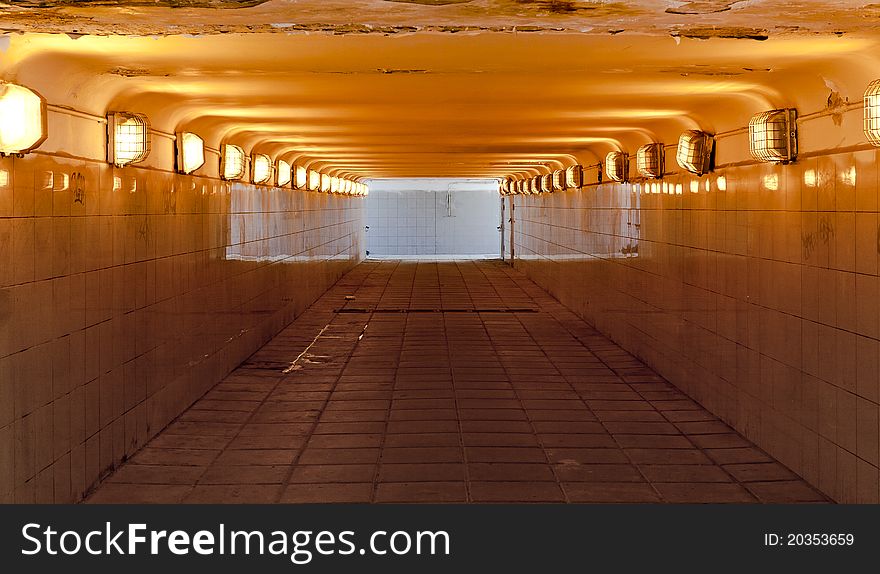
[0,1,878,178]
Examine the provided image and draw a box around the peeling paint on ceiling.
[0,0,874,37]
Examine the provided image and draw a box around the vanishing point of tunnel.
[1,0,879,504]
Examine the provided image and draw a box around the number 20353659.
[764,533,854,546]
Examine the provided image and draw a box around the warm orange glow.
[277,160,291,187]
[294,165,308,189]
[108,112,149,167]
[221,144,246,180]
[0,82,46,154]
[175,131,205,174]
[308,169,320,191]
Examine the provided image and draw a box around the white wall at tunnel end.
[364,178,502,257]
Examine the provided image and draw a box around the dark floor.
[87,259,828,503]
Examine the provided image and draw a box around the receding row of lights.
[502,81,880,195]
[0,82,369,196]
[501,109,792,194]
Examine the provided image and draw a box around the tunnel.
[0,0,878,505]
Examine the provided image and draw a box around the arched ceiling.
[1,1,879,178]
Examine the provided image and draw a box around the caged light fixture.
[676,130,714,176]
[331,176,340,194]
[251,154,272,184]
[552,170,565,191]
[605,151,629,183]
[294,165,308,189]
[308,169,321,191]
[865,79,880,146]
[108,112,150,167]
[565,165,583,189]
[530,176,541,195]
[749,108,797,163]
[0,82,47,156]
[221,144,246,180]
[175,131,204,175]
[320,173,331,193]
[636,143,665,179]
[277,159,291,187]
[541,173,554,193]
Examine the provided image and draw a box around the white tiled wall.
[365,179,501,256]
[0,153,364,503]
[512,148,880,503]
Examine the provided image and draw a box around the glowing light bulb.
[251,154,272,184]
[221,144,246,180]
[109,112,150,167]
[175,131,204,174]
[277,160,291,187]
[295,165,308,189]
[0,83,46,155]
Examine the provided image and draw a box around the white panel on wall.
[365,179,501,257]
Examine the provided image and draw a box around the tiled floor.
[86,260,829,503]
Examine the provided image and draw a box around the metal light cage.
[530,176,541,194]
[865,79,880,146]
[676,130,714,176]
[331,177,340,194]
[108,112,150,167]
[276,160,291,187]
[541,173,554,193]
[320,173,331,193]
[251,153,272,184]
[552,169,565,191]
[605,151,628,183]
[220,143,246,180]
[175,131,205,175]
[749,108,797,163]
[308,170,321,191]
[636,143,665,179]
[0,82,48,155]
[294,165,308,189]
[565,164,583,188]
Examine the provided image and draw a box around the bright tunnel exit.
[364,179,502,258]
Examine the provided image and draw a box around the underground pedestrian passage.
[1,0,879,504]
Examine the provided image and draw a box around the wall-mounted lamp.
[530,176,541,195]
[749,109,797,163]
[251,154,272,184]
[636,143,665,179]
[865,79,880,146]
[320,173,331,193]
[541,173,554,193]
[552,170,565,191]
[605,151,628,183]
[221,143,246,180]
[565,165,583,189]
[308,169,320,191]
[108,112,150,167]
[0,82,47,156]
[294,165,308,189]
[277,160,291,187]
[175,131,204,174]
[676,130,714,176]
